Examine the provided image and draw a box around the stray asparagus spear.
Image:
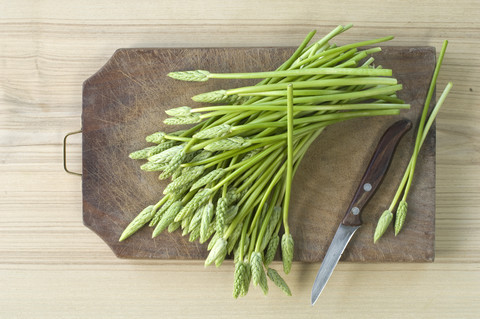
[374,40,452,242]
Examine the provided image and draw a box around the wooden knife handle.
[341,119,412,227]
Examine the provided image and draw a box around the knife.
[311,119,412,305]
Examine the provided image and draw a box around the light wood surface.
[1,1,479,318]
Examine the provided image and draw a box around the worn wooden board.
[82,46,435,262]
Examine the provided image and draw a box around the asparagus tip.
[168,70,210,82]
[373,210,393,243]
[118,233,128,242]
[192,90,230,103]
[394,200,408,237]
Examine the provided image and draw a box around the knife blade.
[311,119,412,305]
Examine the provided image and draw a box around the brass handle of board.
[63,129,82,176]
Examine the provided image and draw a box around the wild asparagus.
[121,24,411,297]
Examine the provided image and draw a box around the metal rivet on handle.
[363,183,372,192]
[351,207,360,215]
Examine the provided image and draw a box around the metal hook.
[63,129,82,176]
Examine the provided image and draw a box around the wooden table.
[1,1,479,318]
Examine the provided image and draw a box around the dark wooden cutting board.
[82,46,435,262]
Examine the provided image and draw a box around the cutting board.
[82,46,435,262]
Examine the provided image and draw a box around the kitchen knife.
[311,119,412,305]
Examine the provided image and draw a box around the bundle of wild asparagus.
[119,24,410,297]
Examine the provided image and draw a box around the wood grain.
[82,46,435,262]
[1,0,480,318]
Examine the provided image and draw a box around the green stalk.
[238,89,342,97]
[182,144,262,168]
[276,49,358,85]
[178,114,218,138]
[247,216,259,260]
[152,194,171,212]
[194,103,409,114]
[205,67,392,80]
[238,212,252,262]
[200,110,257,131]
[237,154,286,207]
[283,84,294,235]
[255,84,402,106]
[247,127,328,242]
[235,148,285,193]
[239,47,355,106]
[224,170,275,239]
[212,144,284,192]
[293,25,350,65]
[225,77,397,96]
[371,95,405,104]
[292,36,393,69]
[300,48,358,80]
[225,151,290,240]
[254,185,282,252]
[232,29,317,108]
[307,43,320,58]
[247,109,400,145]
[389,82,452,217]
[164,135,191,142]
[199,110,232,119]
[224,143,284,173]
[246,153,290,234]
[402,40,448,200]
[275,30,317,72]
